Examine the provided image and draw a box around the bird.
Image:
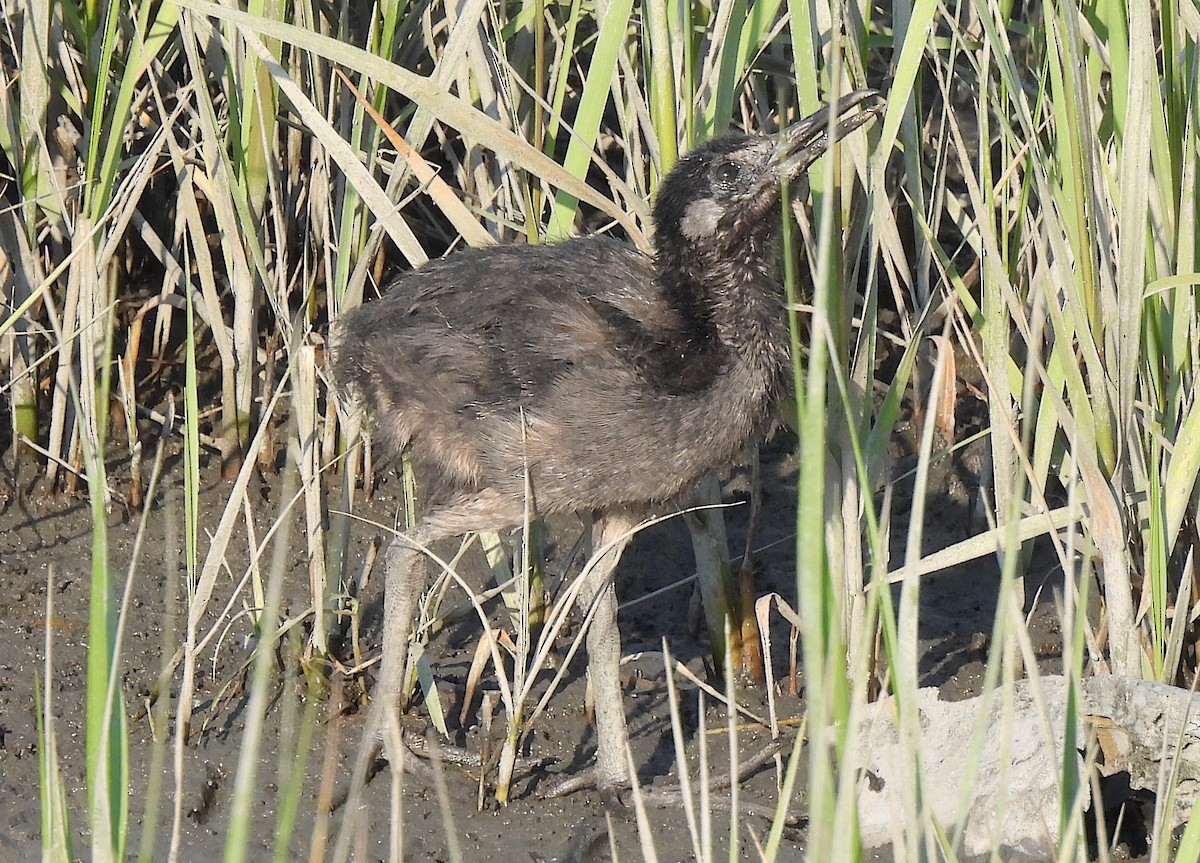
[335,89,884,802]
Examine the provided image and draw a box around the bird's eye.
[714,163,741,186]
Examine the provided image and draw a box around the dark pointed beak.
[774,89,884,176]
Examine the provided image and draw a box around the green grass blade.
[546,0,635,238]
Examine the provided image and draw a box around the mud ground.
[0,422,1070,862]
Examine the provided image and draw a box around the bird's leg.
[573,506,643,806]
[378,534,428,711]
[376,490,525,712]
[372,492,525,773]
[339,525,434,810]
[546,505,778,805]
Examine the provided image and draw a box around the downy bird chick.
[337,89,884,801]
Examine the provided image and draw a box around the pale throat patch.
[680,198,724,240]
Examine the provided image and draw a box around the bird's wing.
[338,237,720,420]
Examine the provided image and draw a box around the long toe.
[543,738,782,807]
[543,764,631,803]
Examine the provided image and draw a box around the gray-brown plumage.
[337,90,882,800]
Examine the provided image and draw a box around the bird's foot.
[542,739,784,810]
[333,730,481,811]
[543,768,631,812]
[394,729,553,781]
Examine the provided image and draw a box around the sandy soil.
[0,417,1069,862]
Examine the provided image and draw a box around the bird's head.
[652,90,884,261]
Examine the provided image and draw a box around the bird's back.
[336,236,734,511]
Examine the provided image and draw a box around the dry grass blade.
[334,68,493,249]
[167,0,645,239]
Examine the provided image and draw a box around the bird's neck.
[663,238,791,391]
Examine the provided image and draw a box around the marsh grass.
[5,0,1200,859]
